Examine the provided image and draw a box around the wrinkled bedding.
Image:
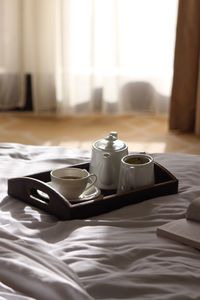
[0,143,200,300]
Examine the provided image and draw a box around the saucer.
[39,182,101,203]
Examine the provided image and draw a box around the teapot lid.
[94,132,127,151]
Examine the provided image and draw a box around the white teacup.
[50,167,97,200]
[117,154,155,193]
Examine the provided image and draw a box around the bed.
[0,143,200,300]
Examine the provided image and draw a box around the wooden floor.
[0,112,200,154]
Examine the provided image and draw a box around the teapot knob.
[110,131,118,139]
[105,132,118,142]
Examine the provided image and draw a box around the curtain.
[169,0,200,135]
[0,0,178,115]
[0,0,24,109]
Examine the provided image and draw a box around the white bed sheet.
[0,143,200,300]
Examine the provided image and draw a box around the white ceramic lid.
[94,132,127,151]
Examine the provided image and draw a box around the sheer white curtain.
[0,0,24,109]
[0,0,178,114]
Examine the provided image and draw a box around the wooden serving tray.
[7,162,178,220]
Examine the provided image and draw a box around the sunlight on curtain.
[54,0,178,114]
[0,0,178,114]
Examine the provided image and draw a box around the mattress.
[0,143,200,300]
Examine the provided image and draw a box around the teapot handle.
[99,152,114,186]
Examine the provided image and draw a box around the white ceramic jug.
[90,132,128,190]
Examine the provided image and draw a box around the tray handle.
[8,177,71,220]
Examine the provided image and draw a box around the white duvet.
[0,143,200,300]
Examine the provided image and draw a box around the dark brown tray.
[7,162,178,220]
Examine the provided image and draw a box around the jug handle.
[126,166,136,190]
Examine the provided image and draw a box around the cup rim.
[122,154,153,166]
[50,167,89,181]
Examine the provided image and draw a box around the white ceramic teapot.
[90,132,128,190]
